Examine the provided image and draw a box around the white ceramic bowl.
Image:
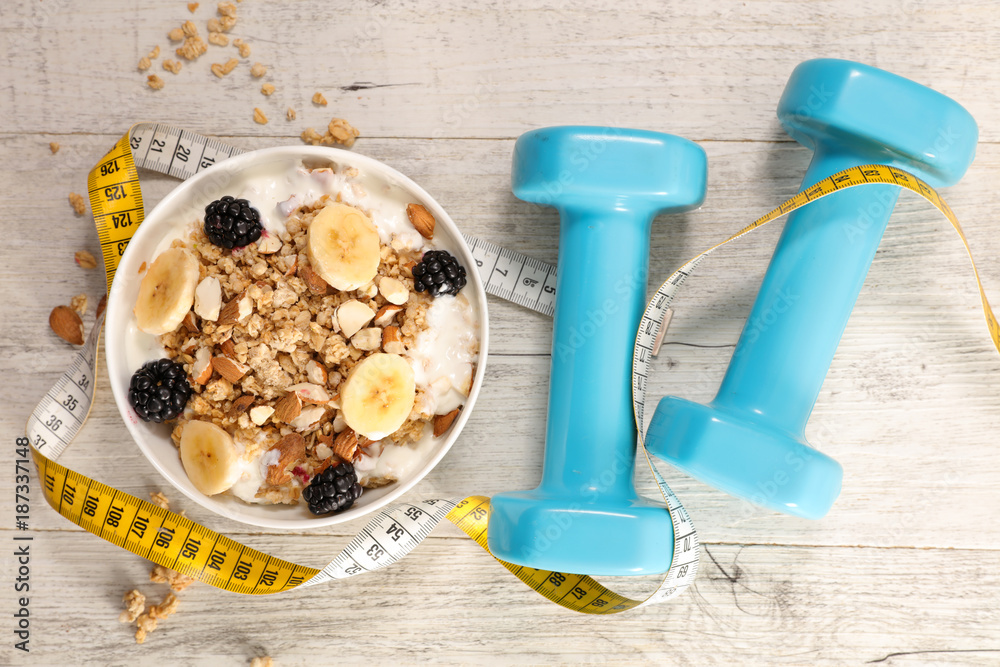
[106,146,488,529]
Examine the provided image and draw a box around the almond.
[181,311,199,333]
[227,394,255,419]
[257,233,282,254]
[49,305,84,345]
[286,382,331,405]
[373,304,403,327]
[219,338,236,359]
[378,277,409,306]
[306,359,328,385]
[337,299,375,339]
[217,290,252,326]
[289,405,326,431]
[192,347,213,384]
[406,203,435,239]
[272,392,302,423]
[249,405,274,426]
[332,428,359,462]
[95,294,108,321]
[351,327,382,351]
[433,408,461,437]
[401,261,416,278]
[212,356,249,383]
[298,263,328,295]
[382,326,405,355]
[266,433,305,485]
[283,255,297,277]
[194,276,222,321]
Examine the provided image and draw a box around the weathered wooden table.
[2,0,998,664]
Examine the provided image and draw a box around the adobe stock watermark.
[553,265,646,363]
[430,76,500,138]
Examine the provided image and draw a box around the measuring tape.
[26,123,998,611]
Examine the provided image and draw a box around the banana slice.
[179,420,241,496]
[134,247,200,335]
[341,353,416,440]
[307,203,380,291]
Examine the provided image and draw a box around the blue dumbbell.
[487,126,707,575]
[645,59,978,519]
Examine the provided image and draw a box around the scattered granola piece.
[119,590,146,623]
[253,108,269,124]
[208,31,229,46]
[149,491,170,509]
[70,293,88,317]
[233,38,250,58]
[312,92,328,106]
[134,613,157,644]
[147,74,166,90]
[149,45,161,59]
[250,658,274,667]
[300,127,323,146]
[138,56,152,71]
[182,20,198,37]
[150,564,196,592]
[188,2,200,11]
[211,57,239,77]
[261,83,275,96]
[163,59,183,74]
[207,17,222,32]
[286,107,296,121]
[75,250,97,268]
[69,192,86,215]
[49,142,60,154]
[325,118,360,148]
[147,592,180,620]
[176,35,207,60]
[168,27,185,41]
[250,62,266,78]
[218,2,237,18]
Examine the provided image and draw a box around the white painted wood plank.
[1,532,997,665]
[1,0,997,141]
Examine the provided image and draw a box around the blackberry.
[128,359,192,423]
[203,196,263,249]
[412,249,467,297]
[302,462,363,515]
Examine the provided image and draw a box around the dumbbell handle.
[541,204,652,497]
[715,147,901,434]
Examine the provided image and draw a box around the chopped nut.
[50,305,84,345]
[249,405,274,425]
[147,74,166,90]
[266,433,305,485]
[188,2,200,12]
[228,394,255,418]
[138,56,152,71]
[273,392,302,423]
[163,59,183,74]
[119,590,146,624]
[378,276,409,305]
[68,192,86,215]
[168,27,185,41]
[312,91,328,106]
[250,62,266,77]
[253,107,268,125]
[70,293,88,317]
[286,107,296,121]
[49,142,59,154]
[373,304,403,327]
[382,325,404,354]
[434,408,461,437]
[261,83,275,96]
[233,38,250,57]
[298,264,328,294]
[351,327,382,351]
[208,31,229,46]
[74,250,97,269]
[333,428,358,462]
[213,356,250,383]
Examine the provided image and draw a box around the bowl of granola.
[105,146,487,528]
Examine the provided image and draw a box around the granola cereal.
[250,62,267,78]
[69,192,86,215]
[163,59,183,74]
[49,142,60,154]
[209,31,229,46]
[70,293,88,317]
[75,250,97,268]
[119,590,145,623]
[312,92,328,106]
[261,83,275,96]
[147,74,166,90]
[132,160,480,510]
[286,107,296,121]
[233,38,251,58]
[253,108,268,124]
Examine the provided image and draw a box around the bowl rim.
[105,144,489,529]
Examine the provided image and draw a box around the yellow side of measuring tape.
[28,126,1000,612]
